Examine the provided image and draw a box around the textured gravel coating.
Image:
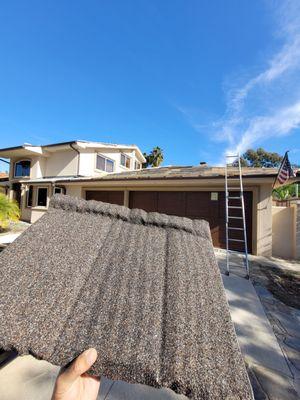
[0,194,253,399]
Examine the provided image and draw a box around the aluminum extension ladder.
[225,154,249,279]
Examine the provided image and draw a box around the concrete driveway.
[0,250,298,400]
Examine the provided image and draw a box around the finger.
[61,348,98,386]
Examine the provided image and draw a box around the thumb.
[61,348,98,386]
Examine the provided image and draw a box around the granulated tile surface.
[0,195,253,399]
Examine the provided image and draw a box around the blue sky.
[0,0,299,171]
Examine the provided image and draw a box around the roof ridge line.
[49,195,211,239]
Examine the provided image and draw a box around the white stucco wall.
[78,151,94,176]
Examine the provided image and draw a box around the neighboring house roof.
[0,140,146,162]
[0,172,9,185]
[0,172,8,180]
[19,165,300,184]
[0,195,253,399]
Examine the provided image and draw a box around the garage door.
[129,191,252,252]
[85,190,124,206]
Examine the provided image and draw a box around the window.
[96,154,115,172]
[121,154,131,169]
[26,185,33,207]
[14,160,31,178]
[54,186,66,195]
[134,160,141,170]
[36,187,48,207]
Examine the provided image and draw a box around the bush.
[0,194,20,230]
[272,184,297,201]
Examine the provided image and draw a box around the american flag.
[276,151,296,185]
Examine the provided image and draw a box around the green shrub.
[0,194,20,230]
[272,183,297,201]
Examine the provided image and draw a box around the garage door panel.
[85,191,124,206]
[157,192,185,217]
[129,191,157,212]
[129,190,253,253]
[186,192,211,218]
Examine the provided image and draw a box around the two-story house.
[0,140,145,223]
[1,139,299,259]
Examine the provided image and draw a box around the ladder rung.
[227,178,240,180]
[228,216,243,219]
[228,238,245,242]
[228,227,244,230]
[226,154,239,158]
[228,206,242,209]
[228,196,241,199]
[227,187,239,189]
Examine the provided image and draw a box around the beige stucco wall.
[66,185,82,198]
[296,202,300,260]
[272,201,300,260]
[272,206,295,259]
[45,150,78,177]
[256,184,273,257]
[31,156,46,178]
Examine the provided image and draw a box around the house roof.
[0,172,9,184]
[20,164,300,185]
[0,195,253,399]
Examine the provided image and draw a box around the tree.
[142,146,164,168]
[233,148,283,168]
[0,194,20,231]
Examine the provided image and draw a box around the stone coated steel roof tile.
[0,195,253,399]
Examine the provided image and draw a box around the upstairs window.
[96,154,114,172]
[14,160,31,178]
[134,161,141,170]
[121,153,131,169]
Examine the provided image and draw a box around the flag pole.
[272,151,288,190]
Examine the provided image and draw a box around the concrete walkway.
[0,232,22,245]
[217,249,300,400]
[222,274,298,400]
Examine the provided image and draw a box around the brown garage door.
[129,191,252,253]
[85,190,124,206]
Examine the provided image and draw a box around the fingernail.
[85,348,97,364]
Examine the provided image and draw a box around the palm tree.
[143,147,164,168]
[0,194,20,231]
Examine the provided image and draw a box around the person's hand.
[52,348,100,400]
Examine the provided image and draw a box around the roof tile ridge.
[49,195,211,240]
